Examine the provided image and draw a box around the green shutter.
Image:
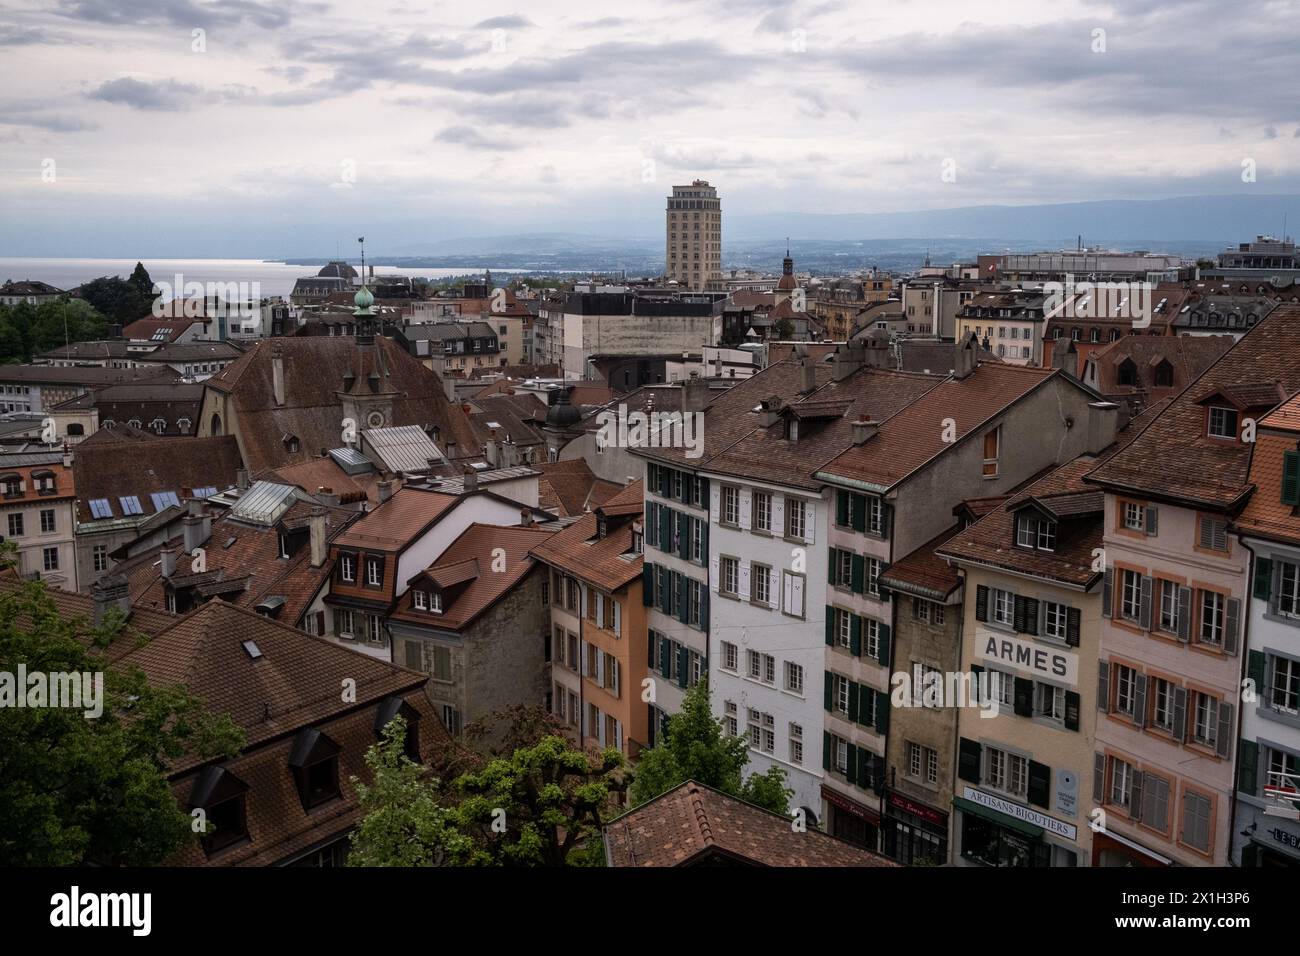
[846,743,858,782]
[676,645,689,688]
[825,606,835,646]
[851,494,867,533]
[874,690,889,733]
[658,636,671,679]
[975,584,988,622]
[850,613,862,656]
[876,623,891,666]
[824,671,833,711]
[851,553,865,594]
[822,731,832,771]
[1284,451,1300,505]
[1238,739,1259,796]
[847,679,860,722]
[828,547,838,585]
[836,489,849,527]
[1254,557,1274,602]
[857,684,873,728]
[1248,650,1267,694]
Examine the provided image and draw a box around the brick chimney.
[91,573,131,626]
[463,466,478,493]
[799,358,816,395]
[683,372,709,413]
[851,416,880,445]
[378,480,394,504]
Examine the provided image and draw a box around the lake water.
[0,258,495,301]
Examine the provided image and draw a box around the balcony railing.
[1264,770,1300,820]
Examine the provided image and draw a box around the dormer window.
[786,418,799,441]
[189,766,250,856]
[288,729,341,811]
[412,589,441,613]
[1153,360,1174,388]
[340,552,356,582]
[1015,513,1056,552]
[597,515,608,539]
[1117,359,1138,387]
[366,557,383,586]
[1207,406,1238,440]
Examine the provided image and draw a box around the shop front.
[822,785,880,852]
[1238,812,1300,867]
[882,791,948,865]
[1091,830,1171,867]
[954,787,1079,867]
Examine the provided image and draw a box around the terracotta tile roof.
[1087,304,1300,508]
[0,571,174,664]
[203,337,482,473]
[957,495,1010,519]
[878,526,963,600]
[117,499,357,625]
[390,522,556,631]
[122,600,425,774]
[1084,334,1232,399]
[0,459,74,503]
[122,316,208,341]
[333,487,458,552]
[820,363,1059,492]
[530,481,643,592]
[535,459,621,516]
[1235,396,1300,544]
[73,435,242,521]
[1262,392,1300,432]
[262,458,370,504]
[603,781,898,867]
[938,456,1104,587]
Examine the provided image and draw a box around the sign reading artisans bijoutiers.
[963,787,1077,840]
[977,630,1078,686]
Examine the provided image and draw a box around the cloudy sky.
[1,0,1297,256]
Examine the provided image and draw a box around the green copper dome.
[353,284,375,315]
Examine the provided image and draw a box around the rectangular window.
[1122,501,1144,531]
[1043,601,1067,641]
[1158,579,1179,632]
[982,427,1000,477]
[1199,516,1229,552]
[722,641,739,672]
[1280,562,1300,617]
[752,562,771,605]
[1271,656,1300,714]
[1120,569,1142,621]
[1017,514,1035,548]
[987,747,1026,798]
[1114,664,1137,716]
[747,649,761,680]
[366,558,382,586]
[993,588,1014,626]
[430,645,452,682]
[1181,791,1212,853]
[763,653,776,685]
[753,492,771,532]
[39,510,55,533]
[6,513,21,537]
[1110,757,1133,810]
[1198,590,1224,646]
[836,607,852,648]
[340,554,356,582]
[1192,692,1217,748]
[1150,677,1175,731]
[1207,406,1238,440]
[367,614,383,644]
[835,674,851,714]
[721,556,738,595]
[93,544,108,572]
[1036,521,1056,551]
[724,700,738,737]
[42,547,58,571]
[784,661,803,694]
[786,499,807,540]
[789,723,803,765]
[722,486,740,526]
[833,548,853,588]
[866,496,885,535]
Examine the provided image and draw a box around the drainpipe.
[1232,534,1258,866]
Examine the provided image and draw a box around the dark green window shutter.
[1254,557,1274,602]
[824,671,833,711]
[1013,595,1028,632]
[836,489,849,527]
[876,623,891,666]
[828,547,838,585]
[851,553,865,594]
[957,737,982,784]
[1027,761,1051,809]
[852,494,867,533]
[1101,568,1113,618]
[1238,739,1259,797]
[642,562,654,605]
[1022,597,1039,636]
[1248,650,1267,695]
[658,636,671,679]
[825,606,835,646]
[699,587,709,631]
[846,742,859,782]
[645,501,657,548]
[975,584,989,622]
[1013,677,1034,717]
[1284,451,1300,505]
[1065,691,1080,732]
[699,522,708,567]
[1066,607,1081,647]
[659,466,670,498]
[823,731,831,771]
[659,505,672,552]
[1093,752,1105,803]
[874,689,889,733]
[676,645,689,688]
[647,630,656,667]
[849,614,862,656]
[856,749,871,789]
[847,679,860,722]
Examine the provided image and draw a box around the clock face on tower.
[366,411,385,428]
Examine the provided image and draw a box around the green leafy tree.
[630,681,792,815]
[0,310,25,364]
[774,317,795,340]
[29,299,108,355]
[128,262,154,300]
[0,570,243,865]
[77,276,150,326]
[349,708,627,867]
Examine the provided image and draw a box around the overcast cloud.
[1,0,1297,255]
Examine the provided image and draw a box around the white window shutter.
[613,601,622,637]
[773,495,785,535]
[613,659,621,697]
[739,488,752,530]
[710,485,720,522]
[596,648,605,686]
[768,567,780,607]
[580,583,588,618]
[792,575,805,616]
[615,719,623,752]
[710,555,720,592]
[739,560,752,598]
[783,571,794,612]
[805,501,816,543]
[596,593,604,629]
[580,640,589,677]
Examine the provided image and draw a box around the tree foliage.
[75,275,151,326]
[349,708,627,867]
[0,571,243,865]
[629,680,792,815]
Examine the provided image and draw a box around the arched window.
[1117,359,1138,387]
[210,413,222,436]
[66,423,84,436]
[1153,360,1174,388]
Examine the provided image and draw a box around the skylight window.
[241,640,263,659]
[193,486,217,499]
[150,490,179,511]
[88,498,112,518]
[119,495,143,516]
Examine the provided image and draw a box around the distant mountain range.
[278,193,1300,275]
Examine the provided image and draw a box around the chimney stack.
[799,358,816,395]
[378,480,394,503]
[236,467,249,491]
[832,341,865,382]
[1087,401,1121,454]
[182,503,210,554]
[443,371,457,403]
[271,344,286,406]
[758,396,783,428]
[683,372,709,413]
[160,547,178,579]
[954,334,977,380]
[309,506,327,568]
[851,416,880,445]
[1051,338,1076,378]
[520,507,533,528]
[463,466,478,493]
[91,573,131,626]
